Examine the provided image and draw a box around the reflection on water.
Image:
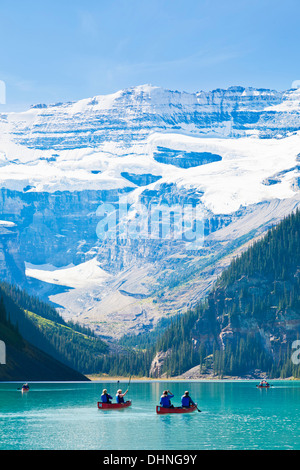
[0,381,300,450]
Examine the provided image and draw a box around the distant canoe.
[257,384,270,388]
[97,400,132,410]
[156,405,197,414]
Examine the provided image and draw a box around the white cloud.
[77,10,100,39]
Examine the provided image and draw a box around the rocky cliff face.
[0,84,300,338]
[5,85,299,153]
[193,278,300,357]
[0,188,130,268]
[0,220,24,285]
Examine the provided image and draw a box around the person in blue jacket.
[116,389,128,404]
[160,390,174,408]
[181,391,195,408]
[101,389,113,404]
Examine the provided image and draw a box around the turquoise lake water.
[0,380,300,450]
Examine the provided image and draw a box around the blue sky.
[0,0,300,110]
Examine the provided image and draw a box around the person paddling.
[101,389,113,404]
[181,391,195,408]
[116,389,129,404]
[259,379,269,387]
[160,390,174,408]
[22,383,29,391]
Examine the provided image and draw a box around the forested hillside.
[153,209,300,378]
[0,282,108,375]
[0,297,88,381]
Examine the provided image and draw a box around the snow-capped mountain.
[0,84,300,338]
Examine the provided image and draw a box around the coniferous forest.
[152,209,300,378]
[0,282,108,375]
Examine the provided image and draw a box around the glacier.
[0,84,300,338]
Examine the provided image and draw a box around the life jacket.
[116,394,124,404]
[160,395,173,408]
[181,396,192,407]
[101,393,112,403]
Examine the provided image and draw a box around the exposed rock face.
[153,147,222,168]
[0,220,24,284]
[150,350,171,378]
[190,277,300,373]
[156,282,300,380]
[120,173,162,186]
[0,188,130,267]
[0,84,300,338]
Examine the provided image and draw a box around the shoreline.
[0,376,298,384]
[86,374,299,382]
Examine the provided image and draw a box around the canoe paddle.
[116,377,131,392]
[127,376,132,391]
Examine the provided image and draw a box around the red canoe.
[156,405,197,414]
[257,385,270,388]
[97,400,132,410]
